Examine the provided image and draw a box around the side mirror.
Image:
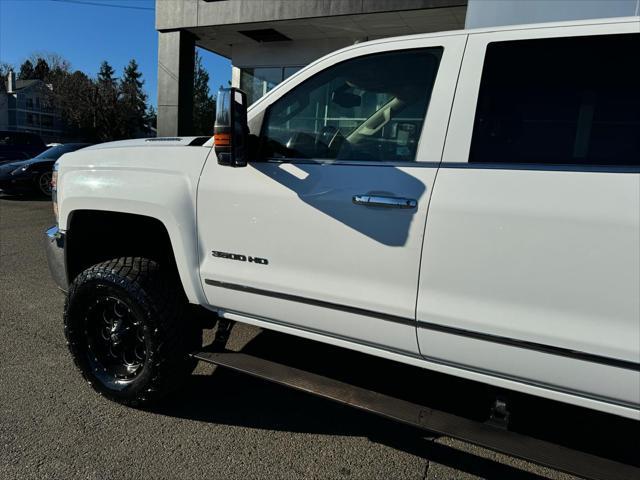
[214,87,249,167]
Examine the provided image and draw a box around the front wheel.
[36,171,52,196]
[64,257,201,407]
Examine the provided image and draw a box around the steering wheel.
[315,126,343,158]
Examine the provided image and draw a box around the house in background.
[0,71,64,144]
[155,0,640,137]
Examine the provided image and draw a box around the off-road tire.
[64,257,201,407]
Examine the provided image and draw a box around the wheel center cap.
[109,320,126,346]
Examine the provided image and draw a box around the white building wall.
[465,0,639,28]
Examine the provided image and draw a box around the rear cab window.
[469,33,639,167]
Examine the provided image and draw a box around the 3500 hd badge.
[211,250,269,265]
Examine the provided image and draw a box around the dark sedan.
[0,143,91,197]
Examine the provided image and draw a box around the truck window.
[260,48,442,162]
[469,33,640,166]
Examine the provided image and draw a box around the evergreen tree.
[192,52,216,136]
[145,105,157,131]
[97,61,116,87]
[119,59,147,137]
[18,60,35,80]
[6,53,152,142]
[95,61,119,141]
[33,58,50,80]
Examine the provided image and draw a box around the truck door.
[418,23,640,411]
[198,36,466,355]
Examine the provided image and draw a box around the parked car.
[0,130,47,164]
[0,143,91,196]
[45,16,639,426]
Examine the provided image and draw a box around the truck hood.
[82,137,207,151]
[56,136,214,175]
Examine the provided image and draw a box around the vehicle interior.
[260,48,442,163]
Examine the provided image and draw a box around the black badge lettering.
[212,250,269,265]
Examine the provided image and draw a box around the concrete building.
[155,0,640,137]
[0,71,65,143]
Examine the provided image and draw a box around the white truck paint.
[52,17,640,420]
[58,138,210,305]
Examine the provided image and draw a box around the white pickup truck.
[45,17,639,426]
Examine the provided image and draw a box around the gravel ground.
[1,195,631,480]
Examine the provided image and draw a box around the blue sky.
[0,0,231,107]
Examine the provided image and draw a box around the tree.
[192,51,216,136]
[7,52,154,143]
[27,52,70,75]
[145,105,157,131]
[33,58,50,80]
[52,70,99,141]
[31,55,96,140]
[95,61,120,141]
[18,60,35,80]
[43,55,72,104]
[119,59,147,138]
[97,61,116,86]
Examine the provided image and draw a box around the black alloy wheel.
[85,295,147,388]
[65,257,201,406]
[37,171,52,196]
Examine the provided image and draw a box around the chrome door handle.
[352,195,417,209]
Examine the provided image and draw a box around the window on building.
[41,115,53,128]
[260,48,442,162]
[40,97,53,112]
[26,98,34,109]
[26,113,34,125]
[283,66,302,80]
[240,66,304,105]
[470,33,640,166]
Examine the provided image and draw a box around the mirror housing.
[331,84,361,108]
[214,87,249,167]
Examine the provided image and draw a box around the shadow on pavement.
[153,328,640,478]
[0,192,51,202]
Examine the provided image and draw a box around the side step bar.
[192,350,639,480]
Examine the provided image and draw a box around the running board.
[192,350,638,480]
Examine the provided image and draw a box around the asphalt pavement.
[0,195,632,480]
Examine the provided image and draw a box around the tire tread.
[64,256,199,407]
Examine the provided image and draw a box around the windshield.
[33,144,88,160]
